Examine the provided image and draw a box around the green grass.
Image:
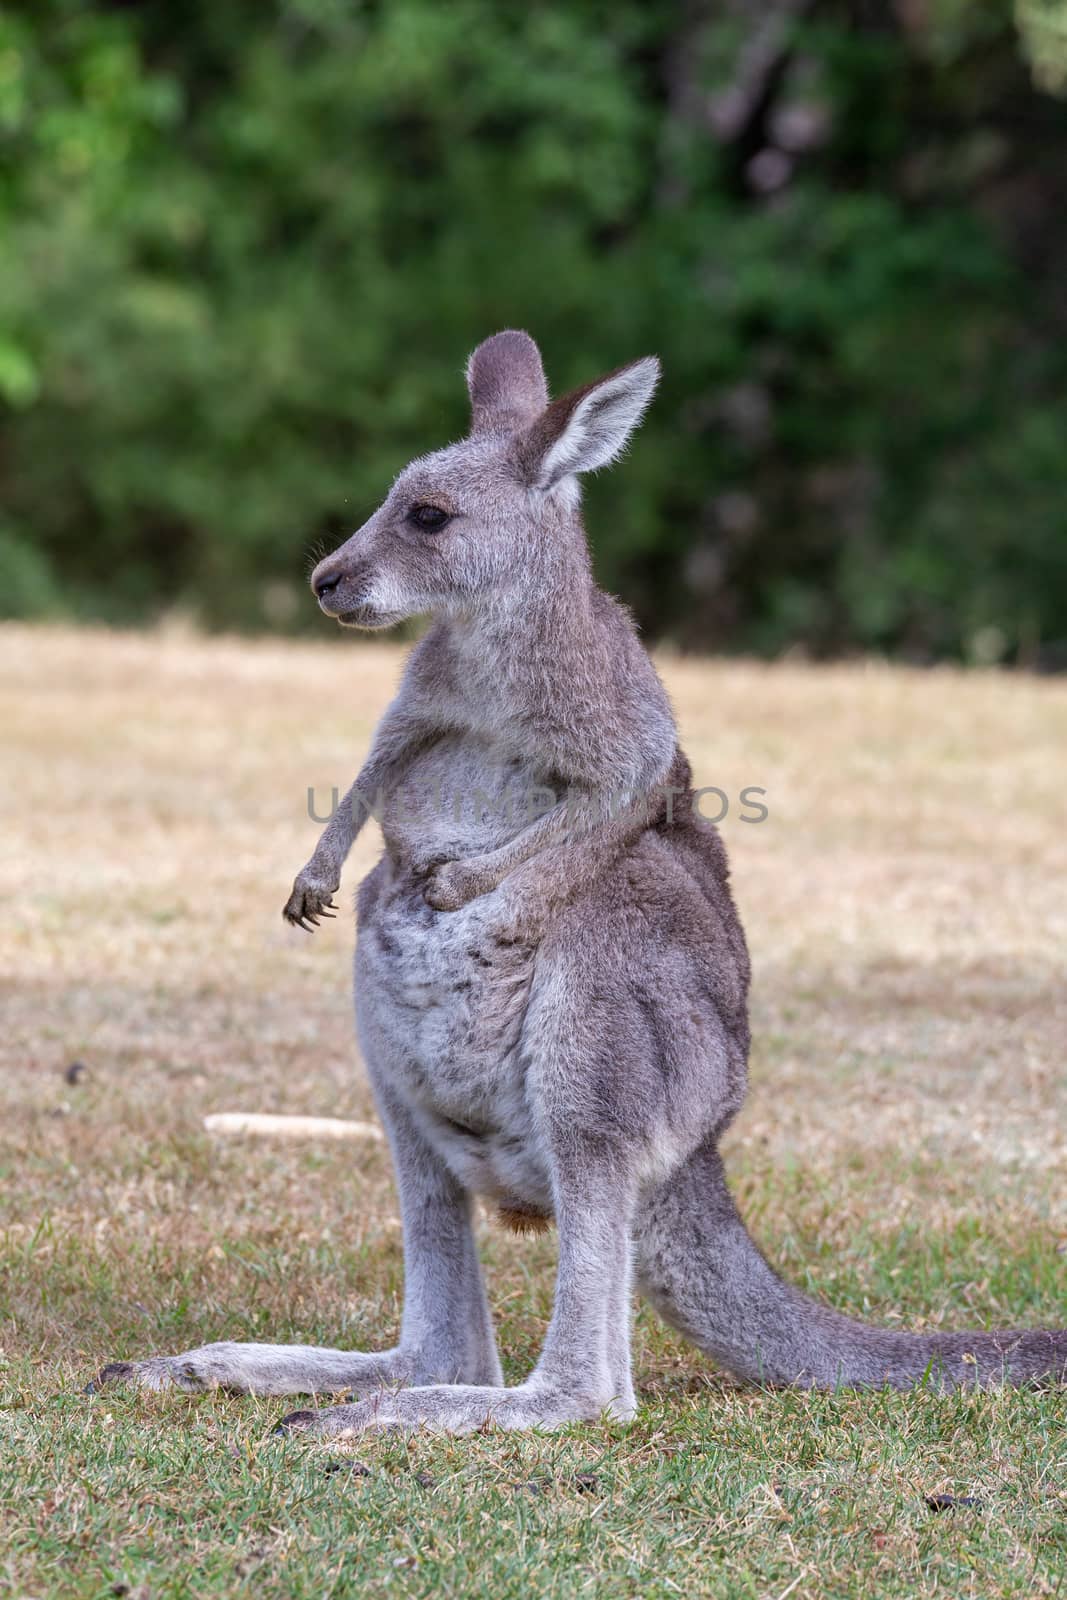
[3,1146,1063,1599]
[1,625,1064,1598]
[3,1349,1065,1598]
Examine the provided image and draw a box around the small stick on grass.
[203,1113,383,1142]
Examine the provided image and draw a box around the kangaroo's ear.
[467,330,549,435]
[517,357,660,491]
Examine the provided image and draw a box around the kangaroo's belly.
[354,861,552,1218]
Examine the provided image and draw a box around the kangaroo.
[95,331,1066,1432]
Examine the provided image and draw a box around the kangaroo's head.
[310,331,659,628]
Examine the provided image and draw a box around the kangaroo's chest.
[354,863,552,1215]
[376,732,558,864]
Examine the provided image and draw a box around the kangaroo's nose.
[312,567,342,599]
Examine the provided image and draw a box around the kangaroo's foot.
[275,1378,636,1438]
[88,1341,413,1397]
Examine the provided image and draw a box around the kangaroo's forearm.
[426,760,682,919]
[483,742,687,884]
[508,809,648,914]
[304,772,378,879]
[285,709,441,926]
[301,711,437,878]
[489,788,651,881]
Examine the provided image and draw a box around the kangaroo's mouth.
[314,578,388,628]
[334,602,405,630]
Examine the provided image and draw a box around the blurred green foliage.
[1,0,1066,661]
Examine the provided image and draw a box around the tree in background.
[1,0,1066,663]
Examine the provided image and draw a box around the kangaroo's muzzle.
[310,557,375,623]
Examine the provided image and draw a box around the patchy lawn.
[1,623,1064,1599]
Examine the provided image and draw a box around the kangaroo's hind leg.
[273,934,649,1438]
[92,1077,501,1398]
[274,1135,641,1437]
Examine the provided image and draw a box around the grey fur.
[97,332,1066,1433]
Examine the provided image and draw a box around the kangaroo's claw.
[283,874,339,930]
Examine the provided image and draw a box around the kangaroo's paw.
[275,1380,631,1438]
[283,868,339,930]
[423,859,495,912]
[87,1341,407,1398]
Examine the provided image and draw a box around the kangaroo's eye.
[409,503,451,532]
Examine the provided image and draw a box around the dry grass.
[1,622,1064,1599]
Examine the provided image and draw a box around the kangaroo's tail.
[635,1141,1066,1389]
